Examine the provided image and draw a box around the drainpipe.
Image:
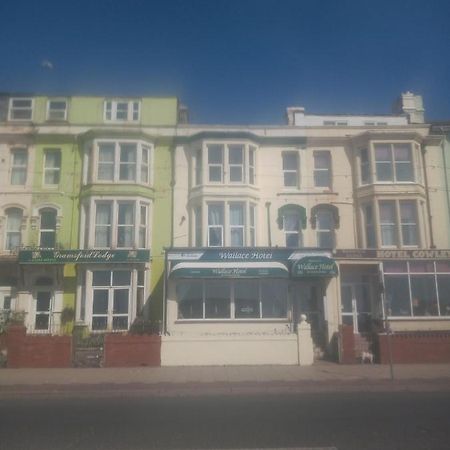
[421,144,435,248]
[265,202,272,247]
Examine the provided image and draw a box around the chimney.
[393,92,425,124]
[286,106,305,126]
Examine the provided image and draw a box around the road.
[1,389,449,450]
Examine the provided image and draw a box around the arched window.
[5,208,23,250]
[278,204,306,248]
[311,204,340,249]
[39,208,57,248]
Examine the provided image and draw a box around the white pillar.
[297,314,314,366]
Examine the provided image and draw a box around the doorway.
[341,283,372,334]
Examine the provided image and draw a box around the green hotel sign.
[19,249,151,264]
[292,256,338,277]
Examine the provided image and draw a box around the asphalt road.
[1,390,449,450]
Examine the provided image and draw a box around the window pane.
[92,317,108,330]
[208,145,223,164]
[394,144,413,182]
[411,276,438,316]
[314,152,330,169]
[40,232,56,248]
[383,261,407,273]
[113,316,128,330]
[112,271,131,286]
[113,289,129,314]
[385,276,411,316]
[229,145,243,164]
[284,212,300,232]
[41,210,56,229]
[36,291,51,312]
[209,166,222,182]
[235,280,260,318]
[205,280,230,318]
[283,153,297,170]
[93,290,108,313]
[437,276,450,316]
[400,201,418,246]
[98,143,115,181]
[93,271,111,286]
[119,144,137,180]
[409,261,434,273]
[230,166,243,182]
[177,282,203,319]
[379,201,397,246]
[261,279,287,318]
[284,172,297,187]
[35,314,50,330]
[286,233,299,248]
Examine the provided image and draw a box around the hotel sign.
[19,249,151,264]
[334,249,450,260]
[291,256,338,277]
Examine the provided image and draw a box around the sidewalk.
[1,361,450,396]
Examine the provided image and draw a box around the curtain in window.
[11,150,27,185]
[379,202,397,246]
[400,201,417,245]
[229,204,244,246]
[119,144,137,181]
[95,204,111,247]
[98,144,115,180]
[117,203,134,247]
[208,204,223,246]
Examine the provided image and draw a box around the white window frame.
[378,199,420,248]
[43,149,61,186]
[8,98,33,121]
[316,209,334,248]
[94,140,152,185]
[46,99,68,121]
[313,151,331,188]
[373,142,415,183]
[10,147,28,185]
[282,151,299,188]
[39,208,58,249]
[104,100,140,123]
[89,198,151,249]
[204,142,256,185]
[4,207,23,251]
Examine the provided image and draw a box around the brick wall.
[6,325,72,368]
[377,331,450,364]
[104,333,161,367]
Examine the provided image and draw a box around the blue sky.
[1,0,450,124]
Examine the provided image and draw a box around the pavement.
[1,361,449,396]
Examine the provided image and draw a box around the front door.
[341,283,371,334]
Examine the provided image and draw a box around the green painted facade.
[28,96,178,126]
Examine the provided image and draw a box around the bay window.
[360,148,370,184]
[379,200,419,247]
[95,141,152,184]
[374,143,414,182]
[383,261,450,318]
[204,143,256,185]
[177,279,288,320]
[206,202,255,247]
[91,199,150,249]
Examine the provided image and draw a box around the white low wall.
[161,334,299,366]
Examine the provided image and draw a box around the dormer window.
[47,99,67,121]
[104,100,140,122]
[8,98,33,121]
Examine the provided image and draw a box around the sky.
[1,0,450,124]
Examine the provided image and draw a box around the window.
[10,148,28,185]
[283,210,302,248]
[383,261,450,318]
[177,279,288,320]
[9,98,33,121]
[313,151,331,188]
[374,143,414,182]
[47,99,67,121]
[206,202,254,247]
[311,204,339,249]
[207,203,224,247]
[379,200,419,247]
[35,290,52,331]
[205,143,256,185]
[282,152,299,187]
[93,200,149,249]
[104,100,140,122]
[5,208,23,251]
[360,148,370,184]
[39,208,57,248]
[316,210,334,248]
[91,270,131,331]
[208,144,223,182]
[96,141,151,184]
[43,149,61,185]
[363,204,376,248]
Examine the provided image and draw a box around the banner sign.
[19,249,151,264]
[334,249,450,260]
[291,256,338,277]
